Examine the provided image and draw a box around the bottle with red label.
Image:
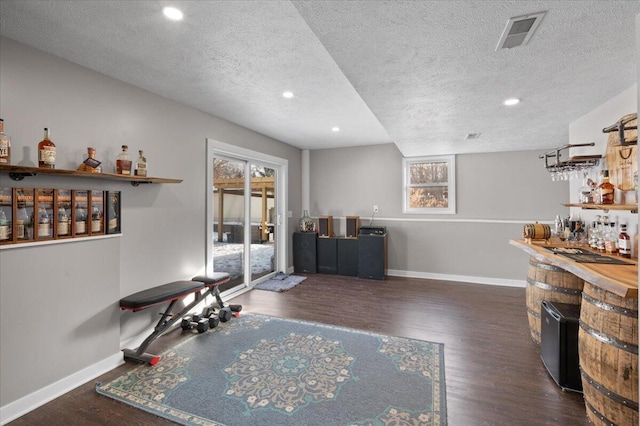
[618,224,631,258]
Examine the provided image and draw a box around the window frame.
[402,154,456,214]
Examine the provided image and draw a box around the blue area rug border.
[97,313,447,425]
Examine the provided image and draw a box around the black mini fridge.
[540,301,582,392]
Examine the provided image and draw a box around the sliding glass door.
[206,140,287,294]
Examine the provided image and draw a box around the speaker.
[318,216,333,238]
[293,232,316,273]
[317,238,337,274]
[345,216,359,239]
[337,237,358,276]
[357,234,387,280]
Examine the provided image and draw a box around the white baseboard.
[386,269,526,288]
[1,352,124,425]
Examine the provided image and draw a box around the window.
[403,155,456,214]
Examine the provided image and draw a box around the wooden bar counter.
[510,239,638,426]
[510,239,637,299]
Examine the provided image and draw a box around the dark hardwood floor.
[9,274,588,425]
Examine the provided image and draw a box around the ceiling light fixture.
[282,91,294,99]
[465,133,481,140]
[163,7,184,21]
[503,98,520,106]
[332,127,340,132]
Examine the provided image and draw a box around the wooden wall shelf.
[0,165,182,186]
[564,203,638,213]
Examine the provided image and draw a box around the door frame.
[205,139,288,288]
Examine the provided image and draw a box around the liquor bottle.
[0,210,9,241]
[57,207,69,236]
[16,205,29,239]
[618,224,631,258]
[0,118,11,164]
[38,207,50,237]
[91,205,102,233]
[116,145,132,175]
[604,221,617,254]
[75,204,87,234]
[38,128,56,169]
[578,173,593,204]
[77,147,102,173]
[597,170,615,205]
[135,150,147,177]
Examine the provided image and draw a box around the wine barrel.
[579,281,638,426]
[526,257,584,344]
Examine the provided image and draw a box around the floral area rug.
[97,313,447,425]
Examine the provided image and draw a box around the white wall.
[569,85,638,249]
[309,143,569,284]
[0,36,302,417]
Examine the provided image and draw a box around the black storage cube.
[540,301,582,392]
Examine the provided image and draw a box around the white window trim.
[402,155,456,214]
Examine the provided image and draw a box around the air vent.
[496,11,546,50]
[464,133,481,140]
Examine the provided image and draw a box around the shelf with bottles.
[0,164,182,186]
[0,187,121,246]
[564,203,638,213]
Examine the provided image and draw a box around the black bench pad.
[192,272,230,286]
[120,281,205,311]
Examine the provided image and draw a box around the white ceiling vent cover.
[496,11,546,50]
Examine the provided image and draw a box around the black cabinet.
[540,301,582,392]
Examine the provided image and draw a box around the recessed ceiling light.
[332,127,340,132]
[163,7,184,21]
[282,91,294,99]
[503,98,520,106]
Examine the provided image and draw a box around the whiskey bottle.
[0,119,11,164]
[0,210,9,241]
[38,128,56,169]
[77,147,102,173]
[618,224,631,258]
[16,205,29,239]
[135,150,147,177]
[38,207,50,237]
[91,205,102,233]
[597,170,615,205]
[75,204,87,235]
[57,207,69,236]
[116,145,132,175]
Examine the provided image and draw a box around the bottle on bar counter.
[618,224,631,258]
[116,145,132,175]
[0,118,11,164]
[597,170,614,205]
[38,207,50,237]
[135,149,147,177]
[38,128,56,169]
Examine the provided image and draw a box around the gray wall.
[0,36,302,408]
[309,143,569,282]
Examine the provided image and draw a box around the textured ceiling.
[0,1,638,156]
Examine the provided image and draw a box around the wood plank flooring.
[8,274,588,425]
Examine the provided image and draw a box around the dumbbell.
[180,314,211,333]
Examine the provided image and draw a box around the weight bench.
[120,272,238,365]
